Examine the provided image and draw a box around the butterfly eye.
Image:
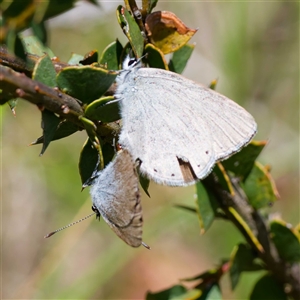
[128,58,137,66]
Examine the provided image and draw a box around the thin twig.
[203,174,300,300]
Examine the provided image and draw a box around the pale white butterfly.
[115,56,257,186]
[90,149,149,248]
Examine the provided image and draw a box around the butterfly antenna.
[142,242,151,250]
[44,212,96,238]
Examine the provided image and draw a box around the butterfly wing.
[90,150,143,247]
[117,68,257,186]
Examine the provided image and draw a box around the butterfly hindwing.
[117,66,257,186]
[90,150,143,247]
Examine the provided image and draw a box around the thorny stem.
[0,51,120,139]
[203,174,300,300]
[0,65,84,126]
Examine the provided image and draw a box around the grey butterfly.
[90,149,147,248]
[114,56,257,186]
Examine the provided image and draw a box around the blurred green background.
[2,1,299,299]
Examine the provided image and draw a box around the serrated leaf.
[250,274,287,300]
[40,109,61,155]
[145,43,168,70]
[101,142,115,168]
[229,243,264,290]
[145,11,197,54]
[116,6,144,58]
[270,220,300,263]
[168,44,195,74]
[32,54,56,87]
[99,40,123,70]
[79,138,100,187]
[195,181,219,233]
[139,173,150,197]
[31,120,79,145]
[222,140,266,181]
[146,285,187,300]
[243,162,279,209]
[84,96,120,123]
[56,65,117,104]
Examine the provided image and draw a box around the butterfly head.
[116,55,144,86]
[122,55,143,71]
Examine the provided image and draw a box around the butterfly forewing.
[117,66,257,186]
[90,150,143,247]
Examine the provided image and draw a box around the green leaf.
[116,6,144,58]
[1,0,33,19]
[43,0,79,21]
[6,30,26,60]
[68,53,84,65]
[176,289,201,300]
[168,44,195,74]
[229,243,264,290]
[79,139,114,187]
[79,138,100,186]
[149,0,158,13]
[99,39,123,70]
[195,181,219,233]
[84,96,120,123]
[22,35,54,57]
[198,284,222,300]
[101,142,115,169]
[31,121,79,145]
[222,140,266,181]
[32,54,56,87]
[243,162,278,209]
[145,43,168,69]
[181,267,220,282]
[146,285,188,300]
[40,110,61,155]
[250,273,287,300]
[139,174,150,197]
[174,205,197,214]
[270,220,300,263]
[31,21,48,44]
[56,65,117,104]
[80,116,97,142]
